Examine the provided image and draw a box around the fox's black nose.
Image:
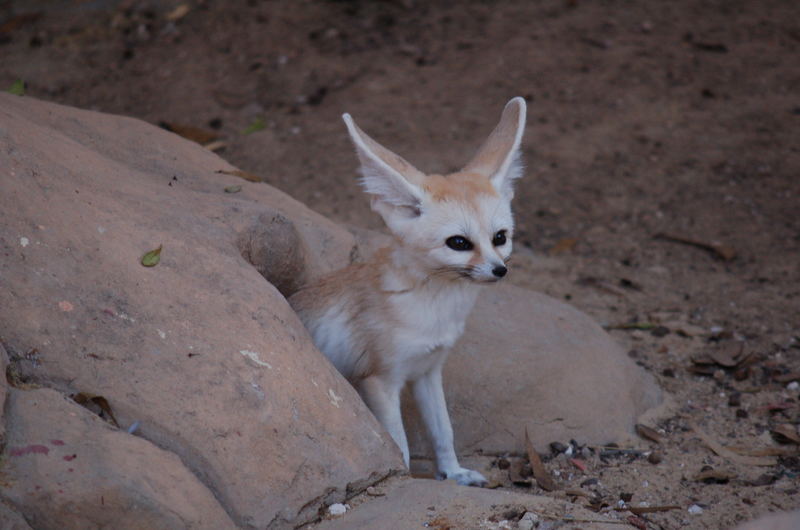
[492,265,507,278]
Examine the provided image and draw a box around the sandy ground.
[2,1,798,528]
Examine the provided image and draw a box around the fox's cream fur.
[289,98,526,486]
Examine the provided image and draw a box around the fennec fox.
[289,98,526,486]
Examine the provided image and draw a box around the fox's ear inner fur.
[462,97,527,199]
[343,113,426,215]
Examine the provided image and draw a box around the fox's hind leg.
[357,375,410,466]
[412,364,487,487]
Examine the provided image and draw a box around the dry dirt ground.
[2,1,799,529]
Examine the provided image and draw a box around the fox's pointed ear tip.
[507,96,527,109]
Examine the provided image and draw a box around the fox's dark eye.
[446,235,474,251]
[493,230,507,246]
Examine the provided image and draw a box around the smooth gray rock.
[1,388,236,530]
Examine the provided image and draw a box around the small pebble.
[787,381,799,391]
[497,456,510,469]
[549,441,567,454]
[648,452,663,465]
[328,503,347,516]
[688,504,703,515]
[517,511,539,530]
[728,392,741,407]
[736,409,749,419]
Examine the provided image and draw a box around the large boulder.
[1,388,236,530]
[0,93,403,528]
[407,283,663,455]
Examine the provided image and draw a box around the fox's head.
[343,98,526,283]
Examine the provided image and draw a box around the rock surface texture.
[314,476,623,529]
[2,388,236,530]
[0,94,402,529]
[0,95,661,527]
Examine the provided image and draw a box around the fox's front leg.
[357,375,410,467]
[412,364,487,487]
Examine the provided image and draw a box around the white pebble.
[518,512,539,530]
[20,237,29,247]
[787,381,799,391]
[688,504,703,515]
[328,503,347,516]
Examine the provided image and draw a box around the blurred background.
[2,0,798,327]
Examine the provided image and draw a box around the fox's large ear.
[343,113,426,215]
[462,97,526,199]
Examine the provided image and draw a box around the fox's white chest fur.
[387,279,479,374]
[289,97,527,487]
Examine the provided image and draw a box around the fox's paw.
[436,467,487,487]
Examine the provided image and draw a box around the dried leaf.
[772,424,800,445]
[569,458,587,472]
[576,276,625,298]
[8,79,25,96]
[203,140,227,152]
[165,4,190,22]
[690,422,777,466]
[549,237,577,255]
[691,353,716,365]
[564,488,592,497]
[729,445,800,457]
[654,232,736,261]
[635,423,664,444]
[216,169,262,183]
[243,117,266,135]
[159,122,218,145]
[688,363,718,376]
[525,427,557,491]
[212,88,250,109]
[708,342,744,367]
[72,392,120,427]
[224,185,242,194]
[693,468,736,483]
[141,245,163,267]
[764,402,794,412]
